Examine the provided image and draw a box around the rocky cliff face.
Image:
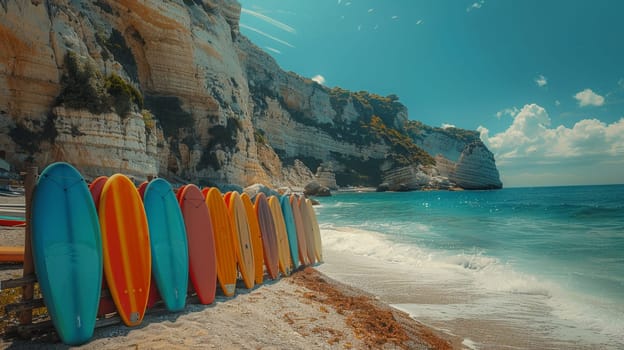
[0,0,502,190]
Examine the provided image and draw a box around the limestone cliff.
[0,0,502,190]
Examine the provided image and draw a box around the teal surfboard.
[280,195,299,269]
[143,178,189,311]
[31,162,102,345]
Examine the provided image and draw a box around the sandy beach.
[0,196,457,350]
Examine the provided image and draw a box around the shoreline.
[0,194,458,349]
[0,265,458,349]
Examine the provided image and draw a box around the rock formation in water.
[0,0,502,190]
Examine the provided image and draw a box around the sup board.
[225,192,255,289]
[268,196,292,276]
[290,195,310,266]
[241,193,264,285]
[179,184,217,304]
[254,193,279,279]
[280,195,299,269]
[298,196,317,264]
[32,162,102,345]
[89,176,116,317]
[143,178,189,311]
[99,174,151,327]
[305,199,323,262]
[205,188,238,297]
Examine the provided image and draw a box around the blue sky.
[238,0,624,187]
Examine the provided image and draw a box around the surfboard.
[254,193,279,279]
[179,184,217,305]
[298,196,317,264]
[0,215,25,227]
[241,193,264,285]
[0,246,24,262]
[89,176,116,317]
[32,162,102,345]
[99,174,151,327]
[143,178,189,311]
[290,194,310,266]
[139,180,161,310]
[225,192,255,289]
[205,187,238,297]
[280,195,299,269]
[89,176,108,210]
[175,185,186,201]
[137,181,148,197]
[268,196,293,276]
[305,198,323,263]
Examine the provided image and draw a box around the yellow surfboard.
[298,196,317,264]
[205,188,237,297]
[225,192,255,289]
[305,199,323,263]
[268,196,293,276]
[241,193,264,285]
[290,194,310,266]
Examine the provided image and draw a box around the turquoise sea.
[314,185,624,349]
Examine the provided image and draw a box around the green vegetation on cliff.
[367,116,435,167]
[405,120,480,144]
[55,52,143,117]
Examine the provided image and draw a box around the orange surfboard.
[241,193,264,285]
[268,196,293,276]
[99,174,151,326]
[299,196,317,264]
[290,195,310,266]
[89,176,116,317]
[305,199,323,263]
[0,246,24,262]
[225,192,255,289]
[180,185,217,304]
[205,188,238,297]
[254,193,279,280]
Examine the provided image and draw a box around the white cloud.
[416,19,423,25]
[368,8,374,13]
[357,24,362,31]
[311,75,326,85]
[574,88,605,107]
[495,107,520,119]
[241,8,296,33]
[480,104,624,163]
[467,0,485,12]
[555,100,561,106]
[535,74,547,87]
[441,123,456,129]
[618,78,624,88]
[391,15,399,20]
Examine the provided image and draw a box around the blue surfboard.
[280,195,299,269]
[143,178,189,311]
[31,162,102,345]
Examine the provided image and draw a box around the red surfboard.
[179,184,217,304]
